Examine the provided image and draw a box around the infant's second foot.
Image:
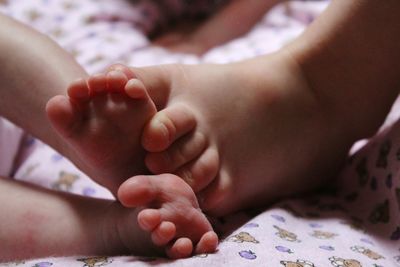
[46,70,157,194]
[114,53,353,217]
[117,174,218,258]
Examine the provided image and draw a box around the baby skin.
[45,73,218,258]
[46,71,156,195]
[116,174,218,258]
[1,175,217,260]
[111,50,356,217]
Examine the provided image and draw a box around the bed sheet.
[1,0,399,266]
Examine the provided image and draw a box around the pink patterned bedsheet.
[1,0,399,266]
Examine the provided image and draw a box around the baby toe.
[151,221,176,246]
[175,147,219,192]
[67,78,90,102]
[106,70,128,93]
[124,78,148,99]
[137,209,162,231]
[46,95,82,139]
[87,73,107,95]
[166,237,193,259]
[118,176,158,207]
[142,104,197,152]
[194,231,219,254]
[145,132,207,174]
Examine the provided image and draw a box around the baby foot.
[143,104,219,193]
[116,174,218,258]
[107,64,219,194]
[110,53,353,217]
[46,70,157,194]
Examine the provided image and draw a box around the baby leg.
[0,175,217,261]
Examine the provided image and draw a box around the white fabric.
[0,118,23,176]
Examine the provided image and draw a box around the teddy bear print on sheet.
[8,94,399,266]
[1,0,399,266]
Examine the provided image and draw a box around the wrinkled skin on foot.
[113,174,218,258]
[46,71,157,195]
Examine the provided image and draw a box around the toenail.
[126,79,145,91]
[127,79,139,86]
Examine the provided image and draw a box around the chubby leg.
[46,71,157,194]
[0,174,217,261]
[0,14,87,157]
[0,177,121,261]
[112,0,400,217]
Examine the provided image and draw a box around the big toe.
[118,176,159,207]
[46,95,82,139]
[142,104,197,152]
[195,231,219,254]
[118,174,197,207]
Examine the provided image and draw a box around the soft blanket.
[1,0,399,266]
